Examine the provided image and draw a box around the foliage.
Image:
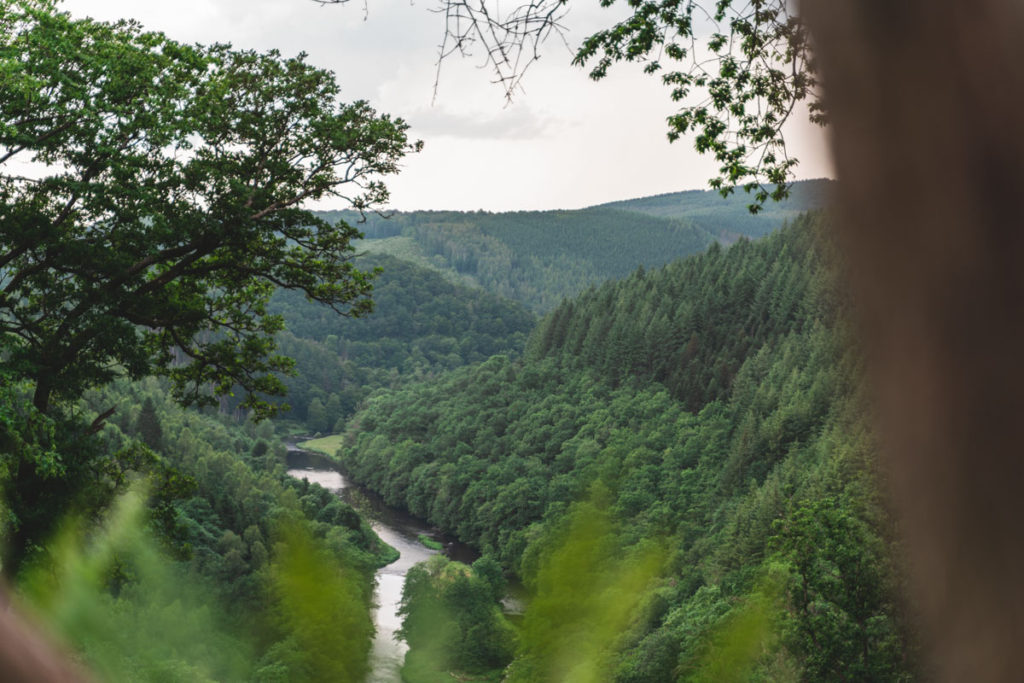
[770,496,912,681]
[683,570,787,683]
[264,253,535,430]
[0,0,417,417]
[0,375,189,574]
[8,375,395,680]
[263,520,375,682]
[398,554,517,679]
[18,489,254,682]
[0,371,59,547]
[574,0,821,208]
[509,492,664,683]
[346,208,712,313]
[339,214,917,680]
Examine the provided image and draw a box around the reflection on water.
[285,449,476,682]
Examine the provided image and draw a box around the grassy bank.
[299,434,344,458]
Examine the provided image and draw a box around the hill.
[337,213,917,681]
[265,253,535,430]
[348,208,712,312]
[595,178,835,241]
[313,180,830,313]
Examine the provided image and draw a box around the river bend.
[285,448,475,682]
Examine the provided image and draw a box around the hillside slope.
[337,213,916,681]
[596,178,835,241]
[313,180,829,313]
[265,253,535,430]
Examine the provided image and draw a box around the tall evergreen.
[136,397,163,451]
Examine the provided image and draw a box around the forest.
[336,215,917,681]
[0,193,919,680]
[0,0,944,681]
[317,178,832,315]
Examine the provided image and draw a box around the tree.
[398,555,516,676]
[306,397,327,434]
[0,0,420,418]
[324,393,343,430]
[135,397,163,451]
[772,497,906,681]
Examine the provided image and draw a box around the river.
[285,447,477,682]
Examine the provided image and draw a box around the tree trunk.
[32,378,52,415]
[801,1,1024,679]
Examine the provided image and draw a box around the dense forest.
[335,214,918,681]
[265,253,535,429]
[1,183,919,680]
[314,179,829,313]
[2,372,395,680]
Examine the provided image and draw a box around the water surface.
[285,448,475,682]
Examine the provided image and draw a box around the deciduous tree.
[0,0,419,418]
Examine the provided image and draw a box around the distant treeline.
[314,179,832,313]
[595,178,835,240]
[321,208,712,312]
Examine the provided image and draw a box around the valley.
[1,173,914,681]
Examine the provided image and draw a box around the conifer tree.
[136,397,163,452]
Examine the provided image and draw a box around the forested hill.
[529,221,829,412]
[338,212,917,681]
[313,180,829,313]
[265,253,535,430]
[329,207,711,313]
[595,178,835,241]
[342,214,837,558]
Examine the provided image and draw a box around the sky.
[61,0,834,212]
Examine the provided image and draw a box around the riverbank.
[298,434,344,457]
[286,445,481,682]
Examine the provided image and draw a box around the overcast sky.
[62,0,834,212]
